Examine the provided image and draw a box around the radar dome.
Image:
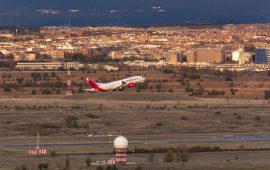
[113,136,128,149]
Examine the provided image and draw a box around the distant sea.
[1,0,270,27]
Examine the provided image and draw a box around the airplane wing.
[83,88,97,92]
[114,81,126,91]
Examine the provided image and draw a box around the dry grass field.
[0,93,269,137]
[0,92,269,169]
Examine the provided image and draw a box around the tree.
[164,149,175,163]
[15,165,28,170]
[96,166,104,170]
[32,89,37,95]
[136,81,148,92]
[65,155,70,169]
[85,156,92,167]
[163,69,174,74]
[264,91,270,100]
[148,152,155,162]
[38,163,49,170]
[112,165,118,170]
[106,165,112,170]
[64,115,79,128]
[78,86,84,93]
[57,67,66,71]
[16,78,24,84]
[3,84,11,92]
[255,116,261,121]
[176,145,190,163]
[42,88,51,94]
[155,83,162,92]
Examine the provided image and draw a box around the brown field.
[0,70,269,100]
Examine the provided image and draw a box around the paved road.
[1,133,270,148]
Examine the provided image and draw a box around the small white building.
[232,49,244,61]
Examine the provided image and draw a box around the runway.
[1,133,270,149]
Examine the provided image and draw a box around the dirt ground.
[2,151,270,170]
[0,70,270,100]
[0,92,270,169]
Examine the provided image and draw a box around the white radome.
[113,135,128,149]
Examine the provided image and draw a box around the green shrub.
[156,122,163,126]
[185,87,193,92]
[208,90,225,95]
[176,145,190,163]
[32,89,37,95]
[3,85,11,92]
[64,115,79,128]
[163,69,174,74]
[164,149,175,163]
[85,156,92,167]
[41,89,51,94]
[215,111,222,115]
[254,116,261,121]
[38,163,49,170]
[181,116,188,120]
[16,78,24,84]
[264,91,270,100]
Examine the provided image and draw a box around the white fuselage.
[86,76,146,92]
[99,76,145,90]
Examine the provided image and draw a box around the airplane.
[84,76,146,92]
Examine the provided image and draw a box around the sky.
[0,0,270,27]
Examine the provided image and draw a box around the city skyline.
[0,0,270,26]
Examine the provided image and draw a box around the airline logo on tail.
[86,78,105,92]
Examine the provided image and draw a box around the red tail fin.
[86,78,105,92]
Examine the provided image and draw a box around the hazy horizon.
[0,0,270,27]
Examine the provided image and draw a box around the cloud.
[36,9,60,15]
[69,9,80,13]
[108,10,118,13]
[152,6,166,13]
[152,6,161,10]
[157,9,166,13]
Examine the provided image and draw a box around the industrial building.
[232,49,252,65]
[166,51,182,64]
[187,48,225,64]
[255,48,270,64]
[44,49,65,59]
[16,61,79,70]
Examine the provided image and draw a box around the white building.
[232,49,244,61]
[16,61,80,70]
